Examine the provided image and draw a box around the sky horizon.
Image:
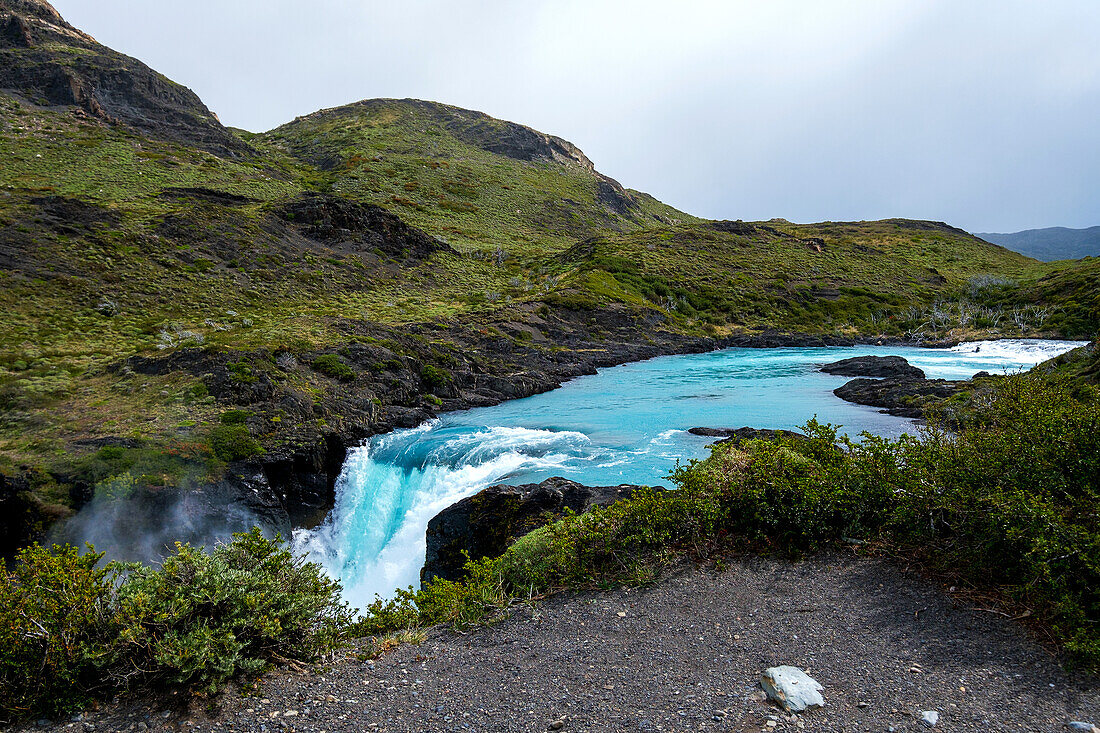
[49,0,1100,233]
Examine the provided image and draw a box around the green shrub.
[0,530,352,722]
[541,292,599,311]
[312,354,356,382]
[112,529,352,692]
[420,363,450,389]
[226,360,258,384]
[219,409,250,425]
[0,545,115,721]
[208,424,262,461]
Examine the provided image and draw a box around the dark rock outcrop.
[821,355,925,379]
[833,377,965,418]
[688,427,807,446]
[422,477,644,584]
[709,220,757,235]
[0,0,248,157]
[276,193,456,260]
[0,471,43,559]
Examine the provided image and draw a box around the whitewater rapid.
[293,338,1087,609]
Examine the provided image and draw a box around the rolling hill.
[0,0,1096,552]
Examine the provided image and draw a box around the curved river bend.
[293,339,1086,608]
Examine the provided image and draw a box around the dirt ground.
[26,554,1100,733]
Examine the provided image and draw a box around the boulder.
[688,427,806,446]
[422,477,643,584]
[833,377,964,418]
[760,666,824,712]
[820,355,925,379]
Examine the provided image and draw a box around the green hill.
[257,99,692,256]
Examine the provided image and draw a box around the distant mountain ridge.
[977,226,1100,262]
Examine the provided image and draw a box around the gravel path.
[32,554,1100,733]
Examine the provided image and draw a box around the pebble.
[920,710,940,727]
[548,718,565,730]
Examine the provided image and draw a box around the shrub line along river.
[292,339,1087,608]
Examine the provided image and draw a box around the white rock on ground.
[920,710,940,727]
[1066,723,1100,732]
[759,666,824,713]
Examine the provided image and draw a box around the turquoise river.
[292,339,1086,608]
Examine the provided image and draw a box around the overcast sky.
[51,0,1100,232]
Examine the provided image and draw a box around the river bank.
[34,306,914,563]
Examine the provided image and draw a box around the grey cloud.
[51,0,1100,232]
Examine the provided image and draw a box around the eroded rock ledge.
[687,427,807,446]
[422,476,646,584]
[822,355,969,418]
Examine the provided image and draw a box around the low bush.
[0,545,114,720]
[420,363,450,389]
[312,354,356,382]
[0,530,352,723]
[208,424,262,461]
[219,409,250,425]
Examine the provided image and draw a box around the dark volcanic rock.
[708,220,757,235]
[834,377,965,418]
[688,427,807,445]
[0,471,43,558]
[276,193,456,260]
[422,477,644,584]
[157,187,256,206]
[821,355,925,379]
[595,177,639,216]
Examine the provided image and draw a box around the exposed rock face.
[833,377,964,418]
[596,178,640,217]
[709,220,757,235]
[0,0,248,157]
[0,470,46,557]
[276,193,457,260]
[432,102,595,170]
[422,477,643,584]
[821,355,925,379]
[688,427,807,446]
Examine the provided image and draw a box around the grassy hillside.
[540,218,1090,337]
[0,85,1093,537]
[256,98,692,256]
